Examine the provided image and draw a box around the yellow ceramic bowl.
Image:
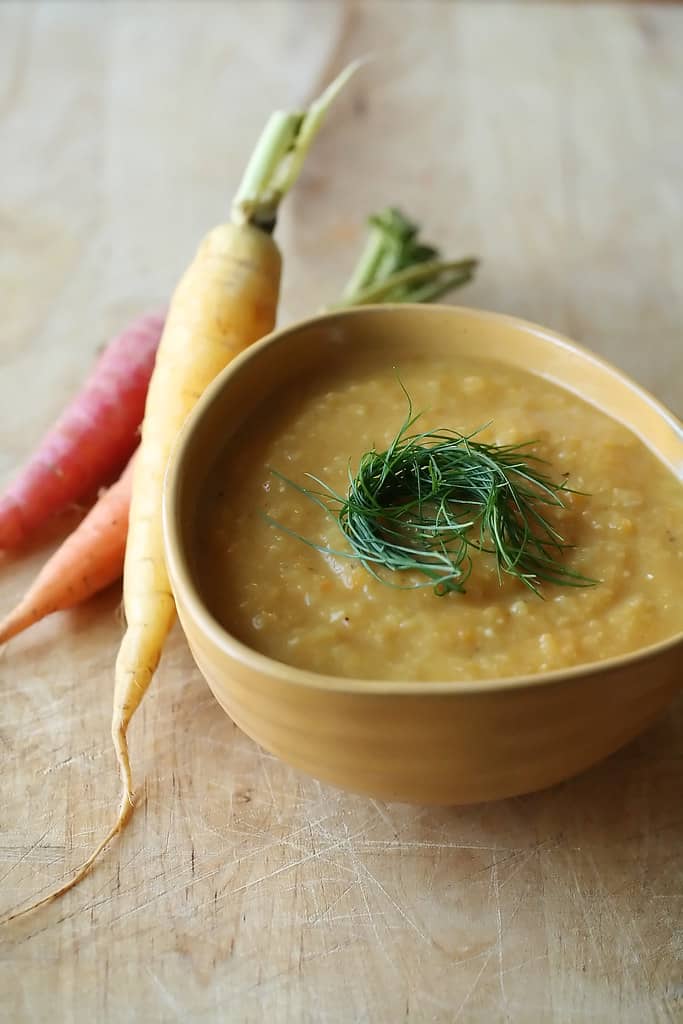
[163,305,683,804]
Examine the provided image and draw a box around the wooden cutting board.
[1,3,681,1021]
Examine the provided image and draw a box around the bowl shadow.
[410,694,683,857]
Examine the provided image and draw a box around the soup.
[196,355,683,681]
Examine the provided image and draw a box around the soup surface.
[196,355,683,681]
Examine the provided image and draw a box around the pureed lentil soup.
[196,355,683,682]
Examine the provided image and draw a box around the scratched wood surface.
[1,2,681,1022]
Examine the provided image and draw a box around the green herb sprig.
[269,390,597,597]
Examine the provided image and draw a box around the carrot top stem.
[335,207,478,308]
[231,60,361,231]
[230,112,303,232]
[340,256,478,306]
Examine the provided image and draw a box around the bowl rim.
[162,303,683,697]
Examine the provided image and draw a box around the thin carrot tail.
[0,605,37,646]
[1,620,170,924]
[0,792,133,925]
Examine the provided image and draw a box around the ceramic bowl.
[162,305,683,804]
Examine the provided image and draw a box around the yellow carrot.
[114,221,280,780]
[2,65,358,922]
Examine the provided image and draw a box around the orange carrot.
[0,457,135,646]
[0,313,163,551]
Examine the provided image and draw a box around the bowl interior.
[163,304,683,690]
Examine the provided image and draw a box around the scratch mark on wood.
[256,746,279,820]
[346,845,397,972]
[492,857,508,1013]
[453,947,497,1021]
[567,857,619,985]
[144,966,184,1021]
[307,882,356,925]
[0,827,51,886]
[499,842,549,888]
[370,799,399,840]
[359,839,504,852]
[358,861,432,945]
[502,954,550,976]
[205,821,375,907]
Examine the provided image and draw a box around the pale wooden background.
[1,3,681,1022]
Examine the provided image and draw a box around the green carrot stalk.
[336,208,477,308]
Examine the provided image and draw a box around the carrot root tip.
[0,795,134,926]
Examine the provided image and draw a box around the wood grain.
[1,2,681,1022]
